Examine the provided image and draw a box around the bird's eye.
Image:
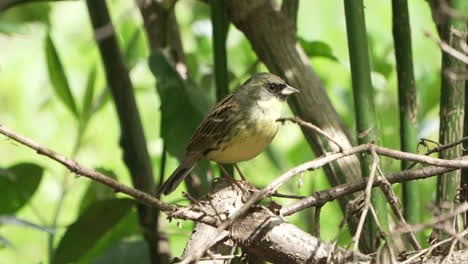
[267,83,277,92]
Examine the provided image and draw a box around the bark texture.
[181,181,370,264]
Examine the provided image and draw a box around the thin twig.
[271,192,306,199]
[400,230,468,264]
[277,117,344,152]
[5,122,468,262]
[0,124,221,226]
[198,254,242,261]
[394,203,468,234]
[352,146,379,251]
[281,160,467,216]
[377,166,422,250]
[407,137,468,170]
[425,30,468,65]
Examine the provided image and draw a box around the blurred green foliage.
[0,163,43,214]
[0,0,442,262]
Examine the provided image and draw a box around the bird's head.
[236,73,299,104]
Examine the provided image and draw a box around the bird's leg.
[218,163,247,193]
[218,163,234,178]
[234,163,247,181]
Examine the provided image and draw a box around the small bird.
[157,73,299,195]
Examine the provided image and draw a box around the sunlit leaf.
[45,33,79,117]
[80,66,97,129]
[123,29,143,70]
[0,163,43,214]
[299,38,338,61]
[53,198,134,264]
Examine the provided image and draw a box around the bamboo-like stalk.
[210,0,230,100]
[211,0,233,177]
[463,64,468,230]
[391,0,420,242]
[343,0,389,252]
[436,0,466,235]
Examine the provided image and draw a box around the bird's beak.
[281,86,300,96]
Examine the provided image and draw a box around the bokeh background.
[0,0,441,262]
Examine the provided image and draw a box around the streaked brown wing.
[187,94,241,153]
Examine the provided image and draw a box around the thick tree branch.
[281,158,467,216]
[0,124,222,225]
[138,0,187,77]
[280,0,299,30]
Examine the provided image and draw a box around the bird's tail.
[156,154,201,196]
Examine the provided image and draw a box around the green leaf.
[76,211,139,264]
[1,2,51,25]
[92,88,111,114]
[148,51,207,159]
[299,38,338,61]
[53,198,134,264]
[119,20,147,70]
[149,51,212,193]
[80,66,97,129]
[0,20,27,35]
[78,168,116,215]
[0,162,43,214]
[123,29,144,70]
[91,241,149,264]
[45,33,79,117]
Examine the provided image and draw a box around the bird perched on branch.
[157,73,299,195]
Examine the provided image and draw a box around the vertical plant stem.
[210,0,230,100]
[343,0,389,252]
[85,1,162,263]
[391,0,420,241]
[210,0,233,176]
[462,75,468,230]
[436,0,467,242]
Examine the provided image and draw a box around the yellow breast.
[206,98,282,164]
[206,125,278,163]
